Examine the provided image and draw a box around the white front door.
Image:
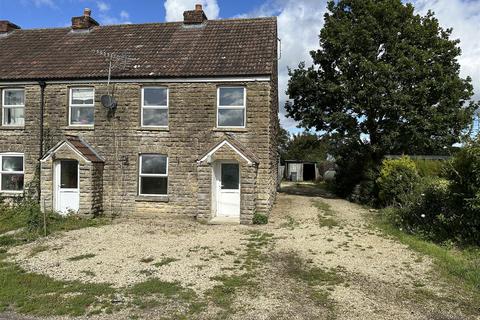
[215,162,240,217]
[54,160,80,215]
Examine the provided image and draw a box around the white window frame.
[216,87,246,129]
[0,152,25,193]
[138,154,169,196]
[2,88,25,127]
[69,87,95,127]
[141,87,169,128]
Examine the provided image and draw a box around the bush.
[376,157,421,207]
[252,213,268,225]
[392,178,452,241]
[412,159,445,177]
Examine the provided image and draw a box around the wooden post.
[43,199,47,237]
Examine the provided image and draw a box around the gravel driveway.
[6,182,478,320]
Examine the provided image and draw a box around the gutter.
[38,80,46,203]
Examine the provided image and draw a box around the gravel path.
[6,182,478,319]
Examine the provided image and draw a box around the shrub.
[442,146,480,244]
[252,213,268,225]
[376,156,420,207]
[393,178,452,241]
[412,159,445,177]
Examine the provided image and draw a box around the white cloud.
[21,0,56,8]
[241,0,480,132]
[164,0,220,22]
[96,1,110,13]
[238,0,327,131]
[120,10,130,20]
[413,0,480,101]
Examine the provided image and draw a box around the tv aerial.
[93,49,135,110]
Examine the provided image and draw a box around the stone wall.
[0,80,277,222]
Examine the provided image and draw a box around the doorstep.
[208,216,241,225]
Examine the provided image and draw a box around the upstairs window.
[2,88,25,126]
[0,153,24,192]
[217,87,246,128]
[69,88,94,126]
[141,87,168,127]
[139,154,168,195]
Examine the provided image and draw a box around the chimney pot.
[84,8,91,17]
[184,4,208,24]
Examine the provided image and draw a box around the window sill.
[136,127,169,132]
[0,191,23,196]
[0,126,24,130]
[135,195,169,203]
[62,126,95,131]
[213,127,248,133]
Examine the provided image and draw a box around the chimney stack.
[0,20,20,34]
[71,8,99,30]
[183,4,208,25]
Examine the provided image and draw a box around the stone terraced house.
[0,5,278,224]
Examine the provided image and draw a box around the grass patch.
[313,200,340,228]
[0,257,114,316]
[67,253,96,261]
[281,252,342,287]
[280,215,299,230]
[373,211,480,298]
[128,278,204,316]
[206,274,256,311]
[28,245,50,257]
[153,257,178,267]
[318,216,339,228]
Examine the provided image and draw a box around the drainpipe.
[38,80,46,203]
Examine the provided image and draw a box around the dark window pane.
[143,108,168,126]
[143,88,167,106]
[219,88,244,106]
[141,155,167,174]
[141,177,168,195]
[218,108,244,127]
[1,174,24,191]
[70,106,94,125]
[71,88,94,105]
[2,156,23,172]
[60,160,78,189]
[4,107,24,126]
[4,89,24,106]
[221,163,239,190]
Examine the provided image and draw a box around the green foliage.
[286,0,476,180]
[413,159,445,177]
[280,132,328,163]
[374,211,480,296]
[252,213,268,225]
[377,157,421,207]
[382,144,480,245]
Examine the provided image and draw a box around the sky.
[0,0,479,134]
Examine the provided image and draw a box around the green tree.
[277,125,290,161]
[286,0,476,162]
[282,132,328,163]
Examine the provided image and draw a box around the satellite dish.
[101,95,117,109]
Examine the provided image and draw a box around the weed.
[153,257,178,267]
[280,215,299,230]
[67,253,96,261]
[28,245,49,257]
[140,257,154,263]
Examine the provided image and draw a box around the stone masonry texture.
[0,80,278,223]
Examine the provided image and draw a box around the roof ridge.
[11,16,276,32]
